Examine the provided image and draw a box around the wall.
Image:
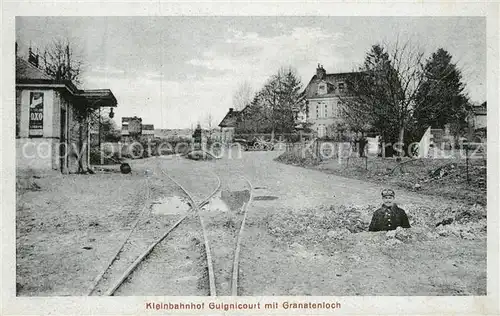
[221,127,235,143]
[474,115,487,130]
[16,87,90,173]
[307,97,344,137]
[16,138,58,170]
[67,98,89,173]
[17,88,59,171]
[19,89,55,138]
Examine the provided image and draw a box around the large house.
[303,64,357,138]
[217,64,357,141]
[16,47,117,173]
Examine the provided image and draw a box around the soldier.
[368,189,411,232]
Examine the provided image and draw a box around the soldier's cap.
[381,188,395,197]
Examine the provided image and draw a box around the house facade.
[303,64,356,138]
[16,49,117,173]
[218,107,241,143]
[471,102,487,130]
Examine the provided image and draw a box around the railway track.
[87,162,253,297]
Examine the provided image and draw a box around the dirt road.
[16,151,486,296]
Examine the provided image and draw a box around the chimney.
[28,47,39,68]
[229,108,234,113]
[316,63,326,80]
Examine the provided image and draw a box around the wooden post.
[98,107,101,165]
[466,143,470,185]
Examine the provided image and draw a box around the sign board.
[29,92,44,137]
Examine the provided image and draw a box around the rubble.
[268,203,487,249]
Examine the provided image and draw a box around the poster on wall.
[29,92,44,137]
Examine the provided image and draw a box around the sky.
[16,16,486,129]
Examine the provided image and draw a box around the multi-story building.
[303,64,356,138]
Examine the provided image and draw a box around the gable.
[304,72,357,99]
[218,109,241,127]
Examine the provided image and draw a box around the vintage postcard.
[1,1,499,315]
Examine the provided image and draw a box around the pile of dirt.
[274,151,320,167]
[267,203,487,248]
[425,162,486,190]
[267,204,373,246]
[186,150,217,161]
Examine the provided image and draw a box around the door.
[60,108,67,172]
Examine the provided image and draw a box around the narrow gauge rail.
[230,175,254,296]
[87,167,221,296]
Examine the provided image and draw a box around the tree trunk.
[397,125,405,160]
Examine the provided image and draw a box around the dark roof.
[304,72,359,99]
[122,117,142,123]
[16,57,79,93]
[142,124,154,130]
[16,56,117,108]
[472,102,486,116]
[219,109,241,127]
[16,57,52,80]
[77,89,117,108]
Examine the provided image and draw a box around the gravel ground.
[213,151,486,296]
[276,152,487,205]
[16,151,487,296]
[16,160,181,296]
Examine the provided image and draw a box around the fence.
[285,139,367,160]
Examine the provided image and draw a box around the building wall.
[67,99,89,173]
[18,89,55,138]
[17,88,59,171]
[307,97,344,137]
[474,114,487,129]
[16,87,89,173]
[221,127,235,143]
[16,138,58,170]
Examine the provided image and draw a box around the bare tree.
[232,81,253,111]
[42,38,84,84]
[205,112,214,140]
[342,40,425,157]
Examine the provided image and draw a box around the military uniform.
[368,203,411,232]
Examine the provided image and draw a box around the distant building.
[142,124,155,138]
[218,108,241,142]
[16,47,117,173]
[121,117,155,141]
[471,102,486,130]
[303,64,357,138]
[154,128,193,140]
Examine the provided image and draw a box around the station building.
[16,49,117,173]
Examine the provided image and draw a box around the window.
[316,104,319,118]
[338,82,345,92]
[318,125,326,137]
[336,100,344,117]
[324,104,328,118]
[318,83,327,95]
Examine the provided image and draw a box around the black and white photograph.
[2,3,499,315]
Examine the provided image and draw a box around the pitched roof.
[473,102,486,116]
[218,109,241,127]
[16,57,52,80]
[16,56,79,93]
[16,57,117,108]
[304,72,358,99]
